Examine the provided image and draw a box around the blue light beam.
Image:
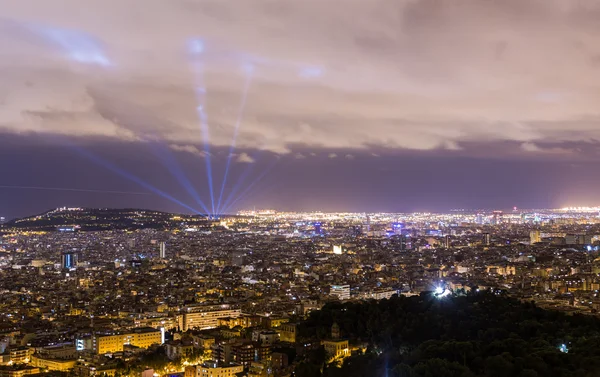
[150,141,211,215]
[218,155,259,214]
[220,158,278,215]
[29,24,112,66]
[188,38,216,216]
[216,65,254,215]
[72,145,200,214]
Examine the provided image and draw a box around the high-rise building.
[61,252,77,269]
[475,213,483,224]
[483,233,491,245]
[530,230,542,244]
[159,242,167,259]
[330,285,350,301]
[444,235,451,248]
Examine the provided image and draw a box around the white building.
[330,285,350,301]
[178,305,241,331]
[197,361,243,377]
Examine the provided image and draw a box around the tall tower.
[159,242,167,259]
[61,252,77,269]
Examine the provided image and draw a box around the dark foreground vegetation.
[295,291,600,377]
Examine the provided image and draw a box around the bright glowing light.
[188,38,205,55]
[434,286,451,299]
[559,344,569,353]
[299,66,324,78]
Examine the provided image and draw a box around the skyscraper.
[483,233,491,245]
[61,252,77,269]
[159,242,167,259]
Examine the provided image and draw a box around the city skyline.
[4,2,600,376]
[2,1,600,218]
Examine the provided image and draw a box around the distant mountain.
[1,207,211,232]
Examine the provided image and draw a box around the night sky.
[2,0,600,219]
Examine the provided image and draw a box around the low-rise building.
[194,361,243,377]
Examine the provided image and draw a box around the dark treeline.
[295,291,600,377]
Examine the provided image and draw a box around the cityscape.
[3,0,600,376]
[2,207,600,375]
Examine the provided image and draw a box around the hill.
[1,207,209,232]
[295,291,600,377]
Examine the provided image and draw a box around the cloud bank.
[1,0,600,158]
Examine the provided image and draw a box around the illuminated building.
[330,284,350,300]
[247,361,271,377]
[30,356,76,372]
[195,361,243,377]
[278,323,297,343]
[361,289,397,300]
[321,339,349,361]
[214,342,271,367]
[483,233,491,245]
[159,242,167,259]
[492,211,503,225]
[530,230,542,244]
[60,252,77,269]
[0,366,40,377]
[9,347,32,364]
[252,330,279,346]
[263,316,288,328]
[79,328,161,354]
[178,305,241,331]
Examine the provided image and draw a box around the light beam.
[71,145,200,214]
[28,24,112,66]
[149,141,211,215]
[221,158,278,215]
[188,38,216,216]
[216,65,254,215]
